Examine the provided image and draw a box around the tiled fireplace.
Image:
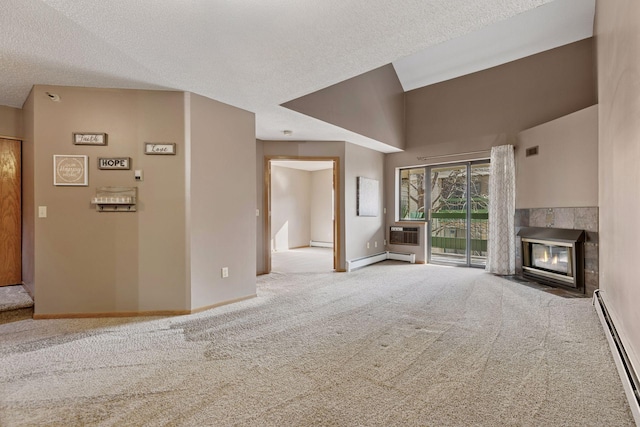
[515,207,598,296]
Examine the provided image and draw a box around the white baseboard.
[310,240,334,248]
[387,251,416,263]
[593,290,640,425]
[346,251,416,272]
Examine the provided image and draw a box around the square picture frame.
[53,155,88,186]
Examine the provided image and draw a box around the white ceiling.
[0,0,594,153]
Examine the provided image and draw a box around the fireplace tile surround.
[515,207,598,296]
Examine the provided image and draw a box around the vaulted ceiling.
[1,0,594,152]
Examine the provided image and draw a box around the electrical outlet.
[221,267,229,278]
[384,239,387,246]
[256,209,259,217]
[367,242,370,249]
[383,208,387,214]
[374,241,378,248]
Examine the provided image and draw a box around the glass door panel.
[469,163,490,266]
[428,165,468,265]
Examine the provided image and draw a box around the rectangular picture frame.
[73,132,107,146]
[144,142,176,155]
[98,157,131,170]
[53,155,89,186]
[357,176,379,217]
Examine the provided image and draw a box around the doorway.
[426,161,490,267]
[0,137,21,286]
[264,157,340,273]
[399,160,489,267]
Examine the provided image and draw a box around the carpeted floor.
[272,246,334,273]
[0,262,634,426]
[0,285,33,312]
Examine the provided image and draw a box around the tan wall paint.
[188,93,256,310]
[256,140,266,274]
[345,143,385,261]
[282,64,405,150]
[310,169,334,243]
[516,105,598,209]
[596,0,640,375]
[385,39,597,263]
[21,91,35,296]
[271,165,311,251]
[29,85,187,315]
[0,105,22,139]
[259,140,346,271]
[405,39,597,149]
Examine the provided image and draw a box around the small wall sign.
[53,155,88,186]
[98,157,131,170]
[144,143,176,155]
[73,132,107,145]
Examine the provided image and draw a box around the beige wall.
[256,140,266,274]
[0,105,22,139]
[385,39,598,262]
[596,0,640,376]
[28,85,187,315]
[22,86,255,316]
[271,165,311,251]
[345,143,385,261]
[516,105,598,209]
[405,39,597,150]
[283,64,405,150]
[21,91,35,296]
[188,93,256,310]
[310,168,334,243]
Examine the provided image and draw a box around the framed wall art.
[53,155,88,186]
[357,176,379,217]
[73,132,107,146]
[144,143,176,155]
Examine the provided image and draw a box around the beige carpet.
[272,246,334,273]
[0,285,33,312]
[0,262,634,426]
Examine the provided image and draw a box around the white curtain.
[485,145,516,275]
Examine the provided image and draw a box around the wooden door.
[0,138,21,286]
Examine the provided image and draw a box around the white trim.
[310,240,333,248]
[347,251,416,272]
[593,290,640,425]
[387,252,416,263]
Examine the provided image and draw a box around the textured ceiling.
[1,0,593,152]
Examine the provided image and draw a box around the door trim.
[263,156,341,273]
[426,160,489,268]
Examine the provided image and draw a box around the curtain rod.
[416,149,490,161]
[416,146,515,162]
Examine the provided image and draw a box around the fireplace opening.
[518,227,585,291]
[531,243,571,275]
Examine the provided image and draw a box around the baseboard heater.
[310,240,334,248]
[593,290,640,425]
[347,251,415,272]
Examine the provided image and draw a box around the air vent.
[389,226,419,246]
[525,146,539,157]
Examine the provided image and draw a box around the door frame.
[263,156,341,273]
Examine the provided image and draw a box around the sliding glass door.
[426,161,489,267]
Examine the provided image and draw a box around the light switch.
[256,209,260,217]
[38,206,47,218]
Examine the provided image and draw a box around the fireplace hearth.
[517,227,585,292]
